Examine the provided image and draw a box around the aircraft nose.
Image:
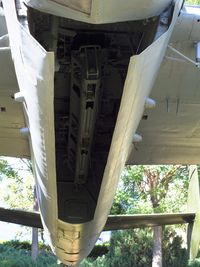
[63,260,79,266]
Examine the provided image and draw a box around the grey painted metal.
[0,207,194,232]
[0,207,42,229]
[105,213,195,231]
[128,5,200,165]
[49,0,92,14]
[25,0,173,24]
[195,42,200,63]
[0,8,30,158]
[2,0,183,265]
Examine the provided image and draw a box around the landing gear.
[68,45,103,185]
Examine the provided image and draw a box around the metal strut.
[68,45,101,184]
[167,45,200,68]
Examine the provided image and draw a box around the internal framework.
[27,4,173,223]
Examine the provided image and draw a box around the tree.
[111,165,189,267]
[0,157,39,260]
[185,0,200,4]
[0,158,34,211]
[21,159,39,260]
[102,227,187,267]
[78,165,189,267]
[31,186,39,260]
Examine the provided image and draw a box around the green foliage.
[3,240,31,250]
[0,158,35,239]
[107,227,188,267]
[108,165,190,267]
[0,244,59,267]
[111,165,188,215]
[80,256,108,267]
[186,0,200,4]
[0,241,109,266]
[163,227,188,267]
[0,159,19,181]
[0,158,34,211]
[188,259,200,267]
[81,227,188,267]
[0,160,190,266]
[2,240,51,252]
[106,229,153,267]
[88,244,109,259]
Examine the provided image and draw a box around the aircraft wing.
[0,207,42,229]
[0,207,194,231]
[127,5,200,165]
[105,213,195,231]
[0,14,30,159]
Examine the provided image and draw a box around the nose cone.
[58,256,85,266]
[62,260,79,266]
[56,246,85,266]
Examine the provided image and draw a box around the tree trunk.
[152,226,163,267]
[31,186,39,260]
[31,227,39,260]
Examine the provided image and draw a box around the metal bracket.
[167,45,200,68]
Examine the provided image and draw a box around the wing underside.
[128,6,200,165]
[0,12,30,159]
[0,207,194,231]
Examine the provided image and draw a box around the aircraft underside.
[27,5,174,224]
[1,0,185,265]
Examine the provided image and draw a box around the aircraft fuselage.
[2,0,183,265]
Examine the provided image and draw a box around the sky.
[0,157,33,242]
[0,222,29,241]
